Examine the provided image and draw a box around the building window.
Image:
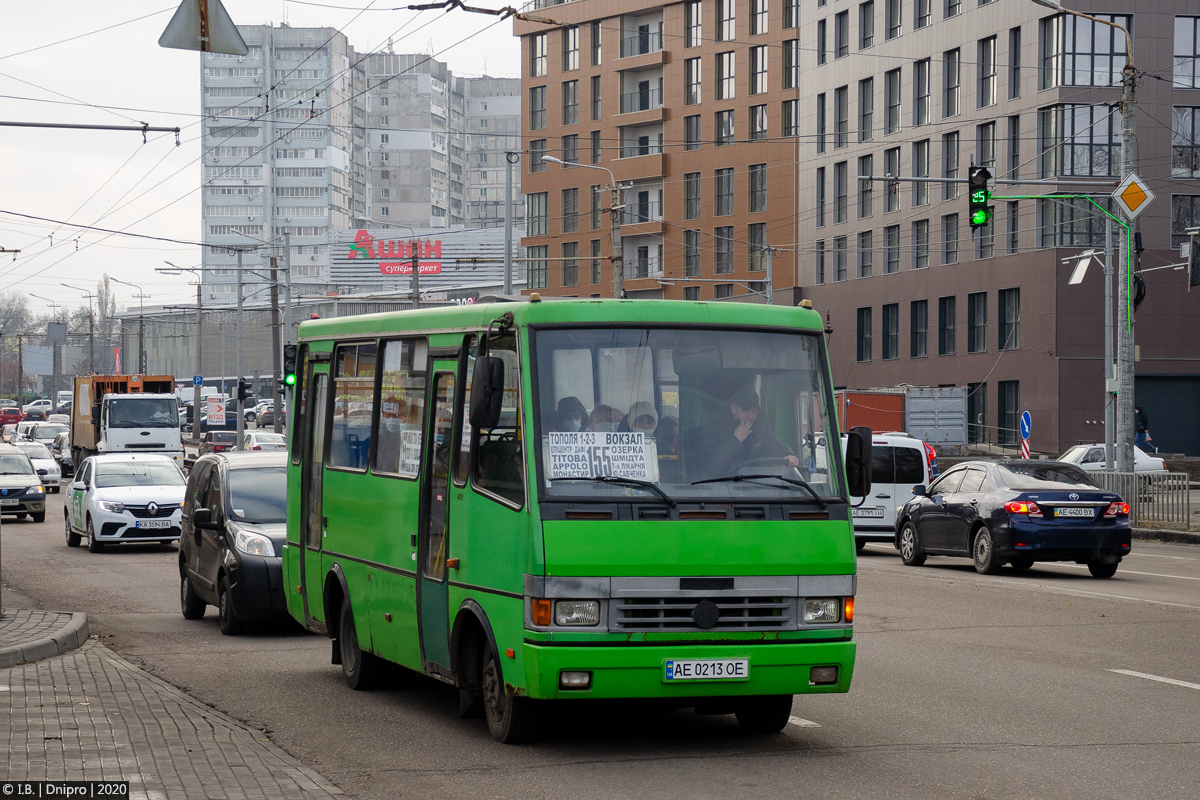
[685,1,702,47]
[967,382,985,444]
[938,296,956,355]
[967,291,987,353]
[530,33,547,77]
[784,40,801,89]
[683,286,700,301]
[942,131,959,200]
[885,224,900,273]
[685,172,701,219]
[590,185,603,230]
[783,99,800,136]
[785,0,800,29]
[910,299,928,357]
[1044,13,1131,88]
[526,191,548,235]
[858,230,873,278]
[716,110,735,145]
[562,187,578,233]
[978,36,997,108]
[858,154,873,218]
[1009,26,1022,99]
[718,0,736,42]
[591,75,601,120]
[818,19,827,65]
[817,93,827,153]
[860,1,875,48]
[977,121,996,168]
[751,0,768,36]
[1007,201,1020,254]
[885,69,901,134]
[530,86,546,130]
[1008,115,1021,179]
[530,139,546,172]
[590,240,602,284]
[884,147,900,212]
[714,226,734,273]
[715,168,734,216]
[834,161,848,223]
[751,46,768,94]
[1038,196,1112,248]
[590,20,602,65]
[750,105,768,140]
[717,52,736,100]
[563,25,579,71]
[857,307,873,362]
[835,11,850,58]
[944,48,960,118]
[834,235,848,281]
[590,130,601,164]
[816,167,826,227]
[1176,16,1200,88]
[915,0,931,29]
[998,380,1019,445]
[749,163,767,213]
[859,77,874,141]
[1039,104,1122,178]
[914,58,930,126]
[976,215,995,260]
[1173,107,1200,178]
[527,244,548,289]
[749,223,767,271]
[999,287,1020,350]
[685,230,701,277]
[714,284,734,299]
[834,86,849,147]
[562,242,578,287]
[685,115,701,150]
[886,0,901,40]
[882,303,899,360]
[912,219,929,269]
[816,240,826,284]
[943,213,959,265]
[945,0,960,18]
[912,140,929,207]
[685,58,702,105]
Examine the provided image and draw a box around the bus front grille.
[613,597,792,631]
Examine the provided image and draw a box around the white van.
[847,432,935,551]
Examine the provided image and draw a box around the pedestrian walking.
[1134,405,1156,453]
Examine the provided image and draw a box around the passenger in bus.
[693,386,799,478]
[553,396,588,432]
[588,404,624,432]
[619,401,658,434]
[655,414,681,456]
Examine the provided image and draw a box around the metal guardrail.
[1091,471,1193,530]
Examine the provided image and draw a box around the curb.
[0,611,90,669]
[1133,528,1200,545]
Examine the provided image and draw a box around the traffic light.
[237,379,251,404]
[282,343,298,387]
[968,166,993,229]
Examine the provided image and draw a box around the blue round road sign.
[1020,411,1032,440]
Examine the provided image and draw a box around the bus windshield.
[533,327,842,502]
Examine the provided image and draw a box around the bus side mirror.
[845,426,872,498]
[469,356,505,429]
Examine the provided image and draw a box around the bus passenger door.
[300,369,330,629]
[418,366,456,675]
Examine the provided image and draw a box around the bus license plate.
[852,506,885,519]
[0,499,18,506]
[665,659,749,681]
[1055,507,1094,518]
[136,520,171,529]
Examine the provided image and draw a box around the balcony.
[620,87,662,115]
[621,31,663,58]
[612,152,665,183]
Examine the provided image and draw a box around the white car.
[242,431,287,451]
[1058,444,1168,475]
[842,432,937,552]
[65,454,186,552]
[22,399,52,415]
[14,441,61,492]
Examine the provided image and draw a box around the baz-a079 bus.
[281,297,870,742]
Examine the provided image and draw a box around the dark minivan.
[178,451,289,634]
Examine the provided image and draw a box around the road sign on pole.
[1020,411,1032,459]
[193,374,203,386]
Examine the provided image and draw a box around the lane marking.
[1109,669,1200,692]
[1052,564,1200,582]
[788,715,822,728]
[1127,553,1195,561]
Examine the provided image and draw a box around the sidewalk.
[1,611,345,799]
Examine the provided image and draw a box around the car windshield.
[253,433,286,444]
[108,397,178,428]
[998,463,1099,490]
[228,465,287,523]
[94,460,186,488]
[32,425,68,440]
[533,327,842,502]
[0,454,35,475]
[17,443,52,459]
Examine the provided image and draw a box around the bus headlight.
[554,600,600,626]
[803,598,841,624]
[235,530,275,557]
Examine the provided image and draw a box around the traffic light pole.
[235,250,244,451]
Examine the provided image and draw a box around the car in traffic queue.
[14,421,40,441]
[46,414,70,425]
[257,403,285,428]
[0,406,22,426]
[199,431,237,455]
[241,431,287,451]
[14,441,61,493]
[29,422,69,447]
[847,432,936,552]
[50,431,74,477]
[1057,444,1169,475]
[1,424,17,443]
[179,451,289,635]
[22,399,52,419]
[0,443,47,521]
[895,460,1131,578]
[65,454,186,553]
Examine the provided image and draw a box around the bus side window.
[455,335,477,487]
[374,338,427,477]
[473,334,523,506]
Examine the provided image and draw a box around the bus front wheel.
[734,695,793,733]
[338,597,387,690]
[482,649,539,744]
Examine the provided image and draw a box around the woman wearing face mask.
[554,396,588,432]
[589,404,624,432]
[620,401,658,434]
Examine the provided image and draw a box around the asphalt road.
[3,497,1198,799]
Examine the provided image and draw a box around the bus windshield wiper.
[691,474,827,508]
[550,476,677,507]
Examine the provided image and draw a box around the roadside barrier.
[1091,471,1192,530]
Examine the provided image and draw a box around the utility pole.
[504,152,516,294]
[1104,219,1115,469]
[195,281,203,439]
[15,335,23,406]
[283,232,293,355]
[235,249,245,450]
[410,243,422,309]
[270,257,283,435]
[1115,56,1137,473]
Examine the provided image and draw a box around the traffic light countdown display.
[968,166,993,229]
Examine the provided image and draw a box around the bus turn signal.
[531,599,552,626]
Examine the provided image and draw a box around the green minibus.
[282,297,871,742]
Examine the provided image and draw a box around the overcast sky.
[0,0,520,315]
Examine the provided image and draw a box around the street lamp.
[543,155,626,299]
[1031,0,1137,472]
[62,283,97,375]
[109,277,149,374]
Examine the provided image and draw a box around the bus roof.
[297,298,824,342]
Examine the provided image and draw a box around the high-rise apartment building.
[516,1,1200,456]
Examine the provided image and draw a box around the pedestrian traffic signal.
[282,343,298,387]
[237,379,251,403]
[968,166,993,229]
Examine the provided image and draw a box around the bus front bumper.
[520,640,855,700]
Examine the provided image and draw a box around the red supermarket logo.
[380,262,442,275]
[347,230,443,275]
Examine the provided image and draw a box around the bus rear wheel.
[482,649,539,744]
[338,597,387,690]
[734,695,793,733]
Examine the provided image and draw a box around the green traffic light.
[284,373,296,386]
[971,209,991,226]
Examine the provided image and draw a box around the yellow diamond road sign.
[1112,172,1155,220]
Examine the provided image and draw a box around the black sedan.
[894,460,1131,578]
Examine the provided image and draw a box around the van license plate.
[136,520,171,529]
[664,659,749,681]
[1055,507,1094,518]
[852,506,885,519]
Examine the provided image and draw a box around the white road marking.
[1109,669,1200,692]
[788,715,822,728]
[1127,552,1195,561]
[1052,563,1200,581]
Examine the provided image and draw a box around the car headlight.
[98,500,124,513]
[29,485,44,495]
[554,600,600,626]
[803,598,842,624]
[235,530,275,557]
